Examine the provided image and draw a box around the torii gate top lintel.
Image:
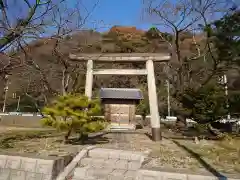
[69,53,171,62]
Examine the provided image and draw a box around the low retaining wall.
[137,169,240,180]
[0,115,42,127]
[0,153,74,180]
[0,115,146,128]
[0,114,196,128]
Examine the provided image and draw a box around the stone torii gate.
[69,53,171,141]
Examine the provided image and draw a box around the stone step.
[80,157,142,170]
[110,127,134,131]
[71,177,96,180]
[108,124,136,130]
[88,148,145,162]
[73,166,136,180]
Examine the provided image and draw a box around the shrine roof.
[99,88,143,100]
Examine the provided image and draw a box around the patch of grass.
[0,130,60,149]
[218,136,240,151]
[178,137,240,174]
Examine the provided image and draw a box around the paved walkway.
[71,148,147,180]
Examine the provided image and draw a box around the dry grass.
[177,136,240,174]
[0,127,81,157]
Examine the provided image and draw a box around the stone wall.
[137,169,240,180]
[0,153,74,180]
[0,114,179,128]
[0,115,147,128]
[0,115,42,128]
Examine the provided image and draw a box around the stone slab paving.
[71,148,147,180]
[0,154,72,180]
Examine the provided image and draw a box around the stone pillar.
[146,59,161,141]
[85,60,93,99]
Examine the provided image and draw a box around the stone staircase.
[71,148,147,180]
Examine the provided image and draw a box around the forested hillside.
[0,26,204,112]
[1,12,240,118]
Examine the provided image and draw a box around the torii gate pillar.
[85,59,93,98]
[146,59,161,140]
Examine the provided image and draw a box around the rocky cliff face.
[109,26,146,41]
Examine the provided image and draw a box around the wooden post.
[146,59,162,141]
[85,60,93,99]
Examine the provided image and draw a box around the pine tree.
[41,94,107,142]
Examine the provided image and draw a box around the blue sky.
[13,0,239,35]
[79,0,152,32]
[75,0,239,32]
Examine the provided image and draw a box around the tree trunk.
[138,115,146,128]
[173,30,184,93]
[176,115,187,130]
[207,124,225,139]
[79,132,88,143]
[64,128,72,142]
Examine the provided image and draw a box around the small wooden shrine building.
[100,88,143,129]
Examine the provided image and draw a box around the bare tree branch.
[20,0,101,98]
[144,0,230,94]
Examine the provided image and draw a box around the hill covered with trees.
[0,25,198,111]
[0,0,239,133]
[1,20,239,119]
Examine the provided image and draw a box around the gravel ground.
[95,132,202,170]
